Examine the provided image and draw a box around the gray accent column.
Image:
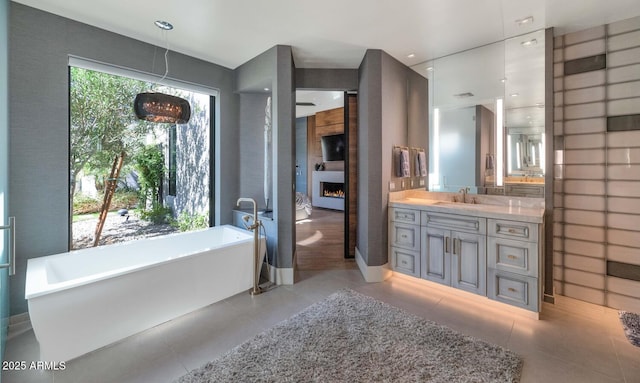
[235,45,296,271]
[357,50,428,269]
[273,45,296,269]
[9,3,238,315]
[357,50,383,265]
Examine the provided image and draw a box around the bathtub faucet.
[236,198,260,230]
[236,197,263,296]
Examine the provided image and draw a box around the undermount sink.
[401,198,484,208]
[433,200,482,207]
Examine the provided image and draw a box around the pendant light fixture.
[134,20,191,124]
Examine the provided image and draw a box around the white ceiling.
[296,91,344,118]
[12,0,640,70]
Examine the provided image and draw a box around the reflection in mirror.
[503,29,545,197]
[411,29,545,196]
[507,126,544,175]
[425,40,504,194]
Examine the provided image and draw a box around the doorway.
[295,91,357,270]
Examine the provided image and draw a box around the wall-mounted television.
[321,133,345,162]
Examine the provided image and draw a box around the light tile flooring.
[3,269,639,383]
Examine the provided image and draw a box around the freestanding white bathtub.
[25,225,264,362]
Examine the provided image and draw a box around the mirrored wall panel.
[411,29,546,197]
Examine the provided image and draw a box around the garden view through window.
[70,66,212,250]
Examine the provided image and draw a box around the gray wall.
[296,68,358,90]
[9,3,239,315]
[295,117,308,195]
[407,69,429,154]
[357,50,428,267]
[239,92,271,207]
[235,46,296,270]
[357,50,383,265]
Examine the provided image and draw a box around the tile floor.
[3,269,639,383]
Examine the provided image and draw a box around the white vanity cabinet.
[421,212,487,296]
[388,207,421,277]
[388,197,544,314]
[487,218,542,311]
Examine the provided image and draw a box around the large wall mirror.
[411,29,545,197]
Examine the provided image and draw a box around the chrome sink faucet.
[458,187,470,203]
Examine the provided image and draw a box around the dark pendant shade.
[134,92,191,124]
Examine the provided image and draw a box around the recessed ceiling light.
[426,66,433,71]
[500,78,506,83]
[154,20,173,30]
[521,39,538,47]
[536,102,544,108]
[510,93,519,97]
[264,87,270,92]
[515,16,534,26]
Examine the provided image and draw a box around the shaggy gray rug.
[619,311,640,347]
[175,289,523,383]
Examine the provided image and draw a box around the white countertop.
[389,197,544,224]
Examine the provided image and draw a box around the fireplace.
[321,182,345,199]
[312,171,344,211]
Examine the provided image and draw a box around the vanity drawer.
[488,219,538,242]
[389,222,420,251]
[389,207,421,225]
[422,212,486,235]
[488,237,538,277]
[487,269,538,312]
[390,247,420,277]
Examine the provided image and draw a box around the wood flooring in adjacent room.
[295,208,356,271]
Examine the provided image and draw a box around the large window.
[69,63,213,249]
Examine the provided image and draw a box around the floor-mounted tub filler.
[25,225,265,362]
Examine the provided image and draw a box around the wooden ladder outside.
[93,151,126,247]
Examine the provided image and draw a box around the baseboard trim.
[267,265,294,285]
[355,247,393,282]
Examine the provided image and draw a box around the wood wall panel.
[315,107,344,126]
[347,95,358,258]
[309,107,345,176]
[306,115,316,195]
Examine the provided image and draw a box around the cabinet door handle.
[445,237,450,253]
[507,254,518,260]
[508,287,517,293]
[453,238,460,255]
